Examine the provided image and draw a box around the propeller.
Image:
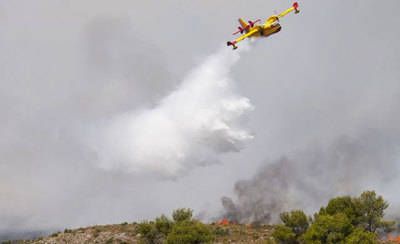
[248,19,261,27]
[232,26,245,35]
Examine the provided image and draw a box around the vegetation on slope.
[6,190,398,244]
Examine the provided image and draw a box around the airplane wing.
[227,28,259,49]
[234,28,259,43]
[278,2,300,19]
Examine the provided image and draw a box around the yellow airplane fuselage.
[252,23,282,38]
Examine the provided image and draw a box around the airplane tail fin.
[238,18,249,29]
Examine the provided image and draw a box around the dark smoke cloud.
[222,128,400,223]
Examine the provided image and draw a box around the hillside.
[6,223,274,244]
[6,191,400,244]
[6,222,399,244]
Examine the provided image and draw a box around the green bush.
[319,196,360,225]
[355,191,391,232]
[317,191,394,234]
[137,209,215,244]
[280,210,309,236]
[64,228,73,233]
[272,225,297,244]
[272,210,309,244]
[155,215,173,236]
[137,221,163,244]
[297,190,393,244]
[345,227,377,244]
[172,208,193,223]
[166,220,214,244]
[302,213,352,244]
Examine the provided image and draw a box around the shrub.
[166,220,214,244]
[280,210,309,236]
[302,213,353,244]
[355,191,392,232]
[272,210,308,244]
[137,221,163,244]
[319,196,360,225]
[345,227,377,244]
[272,225,297,244]
[137,209,214,244]
[64,228,73,233]
[172,208,193,223]
[273,190,393,243]
[155,215,173,236]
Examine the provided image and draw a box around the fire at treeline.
[219,190,400,243]
[135,190,399,244]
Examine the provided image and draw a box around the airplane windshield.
[272,21,279,26]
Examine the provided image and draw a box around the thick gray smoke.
[89,47,253,177]
[222,128,400,223]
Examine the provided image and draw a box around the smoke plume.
[90,47,253,177]
[222,128,400,223]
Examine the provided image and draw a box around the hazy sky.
[1,0,400,236]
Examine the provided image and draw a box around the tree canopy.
[272,190,394,244]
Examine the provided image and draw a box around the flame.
[218,218,230,225]
[387,234,400,243]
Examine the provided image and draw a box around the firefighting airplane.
[227,2,300,50]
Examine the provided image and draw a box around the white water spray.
[92,46,254,177]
